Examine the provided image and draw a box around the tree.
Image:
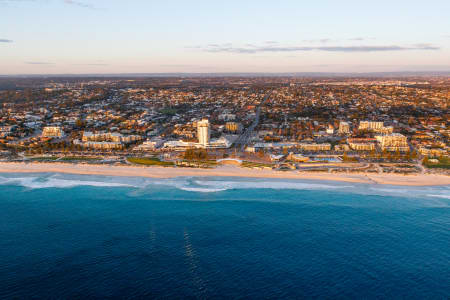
[75,119,85,128]
[184,148,194,160]
[257,149,265,159]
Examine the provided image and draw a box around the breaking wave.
[0,173,448,200]
[427,194,450,200]
[179,187,228,193]
[191,180,352,191]
[0,175,133,189]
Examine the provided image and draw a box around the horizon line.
[1,70,450,78]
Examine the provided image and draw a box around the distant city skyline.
[1,0,449,74]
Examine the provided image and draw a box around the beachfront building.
[163,135,234,150]
[418,146,447,157]
[248,142,330,152]
[74,131,142,150]
[82,132,142,144]
[270,154,285,162]
[73,139,123,150]
[347,138,376,151]
[298,143,332,152]
[163,140,194,150]
[207,136,234,149]
[197,119,210,147]
[348,141,376,151]
[376,133,409,152]
[132,138,164,151]
[42,126,64,138]
[251,142,298,152]
[288,153,310,162]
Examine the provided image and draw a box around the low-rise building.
[358,121,393,134]
[82,131,142,143]
[225,122,243,134]
[347,138,376,151]
[376,133,409,152]
[418,147,446,157]
[298,143,331,151]
[288,153,310,162]
[73,139,123,150]
[133,138,164,151]
[338,121,350,135]
[42,126,64,138]
[358,121,384,131]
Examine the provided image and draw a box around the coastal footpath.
[0,162,449,186]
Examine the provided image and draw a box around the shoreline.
[1,162,449,186]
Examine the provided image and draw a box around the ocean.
[0,173,449,299]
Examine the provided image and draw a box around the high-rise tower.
[197,119,210,147]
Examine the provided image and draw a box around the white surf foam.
[1,174,448,198]
[192,180,353,191]
[368,187,411,195]
[180,187,228,193]
[0,175,132,189]
[427,194,450,200]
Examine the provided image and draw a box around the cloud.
[0,0,35,3]
[159,64,218,70]
[64,0,94,9]
[195,43,440,54]
[25,61,54,65]
[302,38,331,43]
[411,43,438,49]
[0,39,13,43]
[71,63,108,66]
[1,0,96,9]
[0,0,35,6]
[302,37,375,43]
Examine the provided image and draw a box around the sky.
[1,0,449,74]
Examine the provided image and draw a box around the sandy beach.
[0,162,449,186]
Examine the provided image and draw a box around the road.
[233,91,272,152]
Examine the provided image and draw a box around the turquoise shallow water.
[0,173,449,299]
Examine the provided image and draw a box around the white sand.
[0,162,449,186]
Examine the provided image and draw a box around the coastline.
[0,162,449,186]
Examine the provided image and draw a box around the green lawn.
[424,157,450,169]
[127,157,175,166]
[241,161,273,168]
[60,156,100,161]
[28,156,58,161]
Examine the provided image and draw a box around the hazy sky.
[1,0,449,74]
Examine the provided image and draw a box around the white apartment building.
[197,119,210,147]
[376,133,409,152]
[359,121,384,131]
[358,121,393,134]
[82,132,141,143]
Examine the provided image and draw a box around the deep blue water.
[0,173,449,299]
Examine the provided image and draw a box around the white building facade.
[197,119,210,147]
